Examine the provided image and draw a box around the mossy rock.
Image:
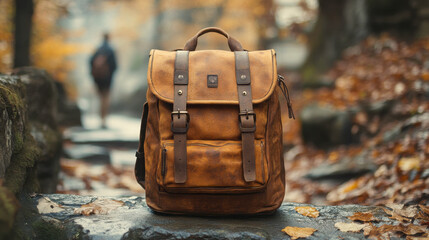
[0,74,28,180]
[0,74,42,194]
[0,185,19,239]
[4,131,41,195]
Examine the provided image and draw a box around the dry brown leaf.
[387,204,419,218]
[363,223,375,236]
[294,206,319,218]
[281,226,317,239]
[383,207,412,223]
[335,222,368,233]
[348,212,380,222]
[364,223,428,239]
[397,224,429,236]
[419,205,429,216]
[74,198,124,216]
[366,224,398,238]
[406,236,429,240]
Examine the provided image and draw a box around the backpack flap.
[147,49,277,105]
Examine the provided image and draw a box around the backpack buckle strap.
[238,110,256,133]
[235,51,256,182]
[172,50,189,184]
[171,110,190,133]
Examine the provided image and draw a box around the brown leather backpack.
[135,27,294,215]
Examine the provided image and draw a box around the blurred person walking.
[90,33,117,128]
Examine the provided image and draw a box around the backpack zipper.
[161,148,167,176]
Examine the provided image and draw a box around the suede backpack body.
[135,27,294,215]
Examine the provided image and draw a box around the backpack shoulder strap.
[135,102,148,189]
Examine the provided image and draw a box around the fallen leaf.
[366,224,398,238]
[397,224,429,236]
[295,206,319,218]
[363,223,375,236]
[419,205,429,216]
[364,223,429,239]
[328,151,339,163]
[281,226,317,239]
[37,197,65,214]
[335,222,368,232]
[398,157,420,172]
[74,198,124,216]
[406,236,429,240]
[385,204,418,218]
[383,207,412,223]
[348,212,380,222]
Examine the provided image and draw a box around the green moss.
[12,126,24,154]
[0,84,25,119]
[0,80,26,155]
[0,185,19,239]
[4,132,41,194]
[23,166,40,193]
[32,218,67,240]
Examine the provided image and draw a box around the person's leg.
[99,89,110,128]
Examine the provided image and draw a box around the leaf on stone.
[335,222,368,233]
[396,224,429,236]
[295,206,319,218]
[406,236,429,240]
[74,198,124,216]
[383,207,412,223]
[365,224,399,238]
[363,223,375,236]
[348,212,380,222]
[37,197,65,214]
[364,223,429,239]
[281,226,317,239]
[388,204,419,218]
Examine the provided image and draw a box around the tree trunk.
[301,0,367,87]
[300,0,429,87]
[13,0,34,68]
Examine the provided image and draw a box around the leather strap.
[171,50,190,183]
[135,102,148,189]
[235,51,256,182]
[183,27,243,52]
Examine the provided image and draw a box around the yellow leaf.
[398,157,420,172]
[281,226,317,239]
[295,206,319,218]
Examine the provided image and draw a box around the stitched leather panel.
[148,49,276,104]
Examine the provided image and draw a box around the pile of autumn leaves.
[284,34,429,206]
[282,205,429,239]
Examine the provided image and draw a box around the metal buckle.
[171,110,190,133]
[238,110,256,133]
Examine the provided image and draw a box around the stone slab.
[17,194,406,240]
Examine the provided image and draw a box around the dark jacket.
[90,40,117,77]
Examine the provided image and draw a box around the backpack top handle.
[183,27,244,52]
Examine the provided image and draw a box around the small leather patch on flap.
[207,75,218,88]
